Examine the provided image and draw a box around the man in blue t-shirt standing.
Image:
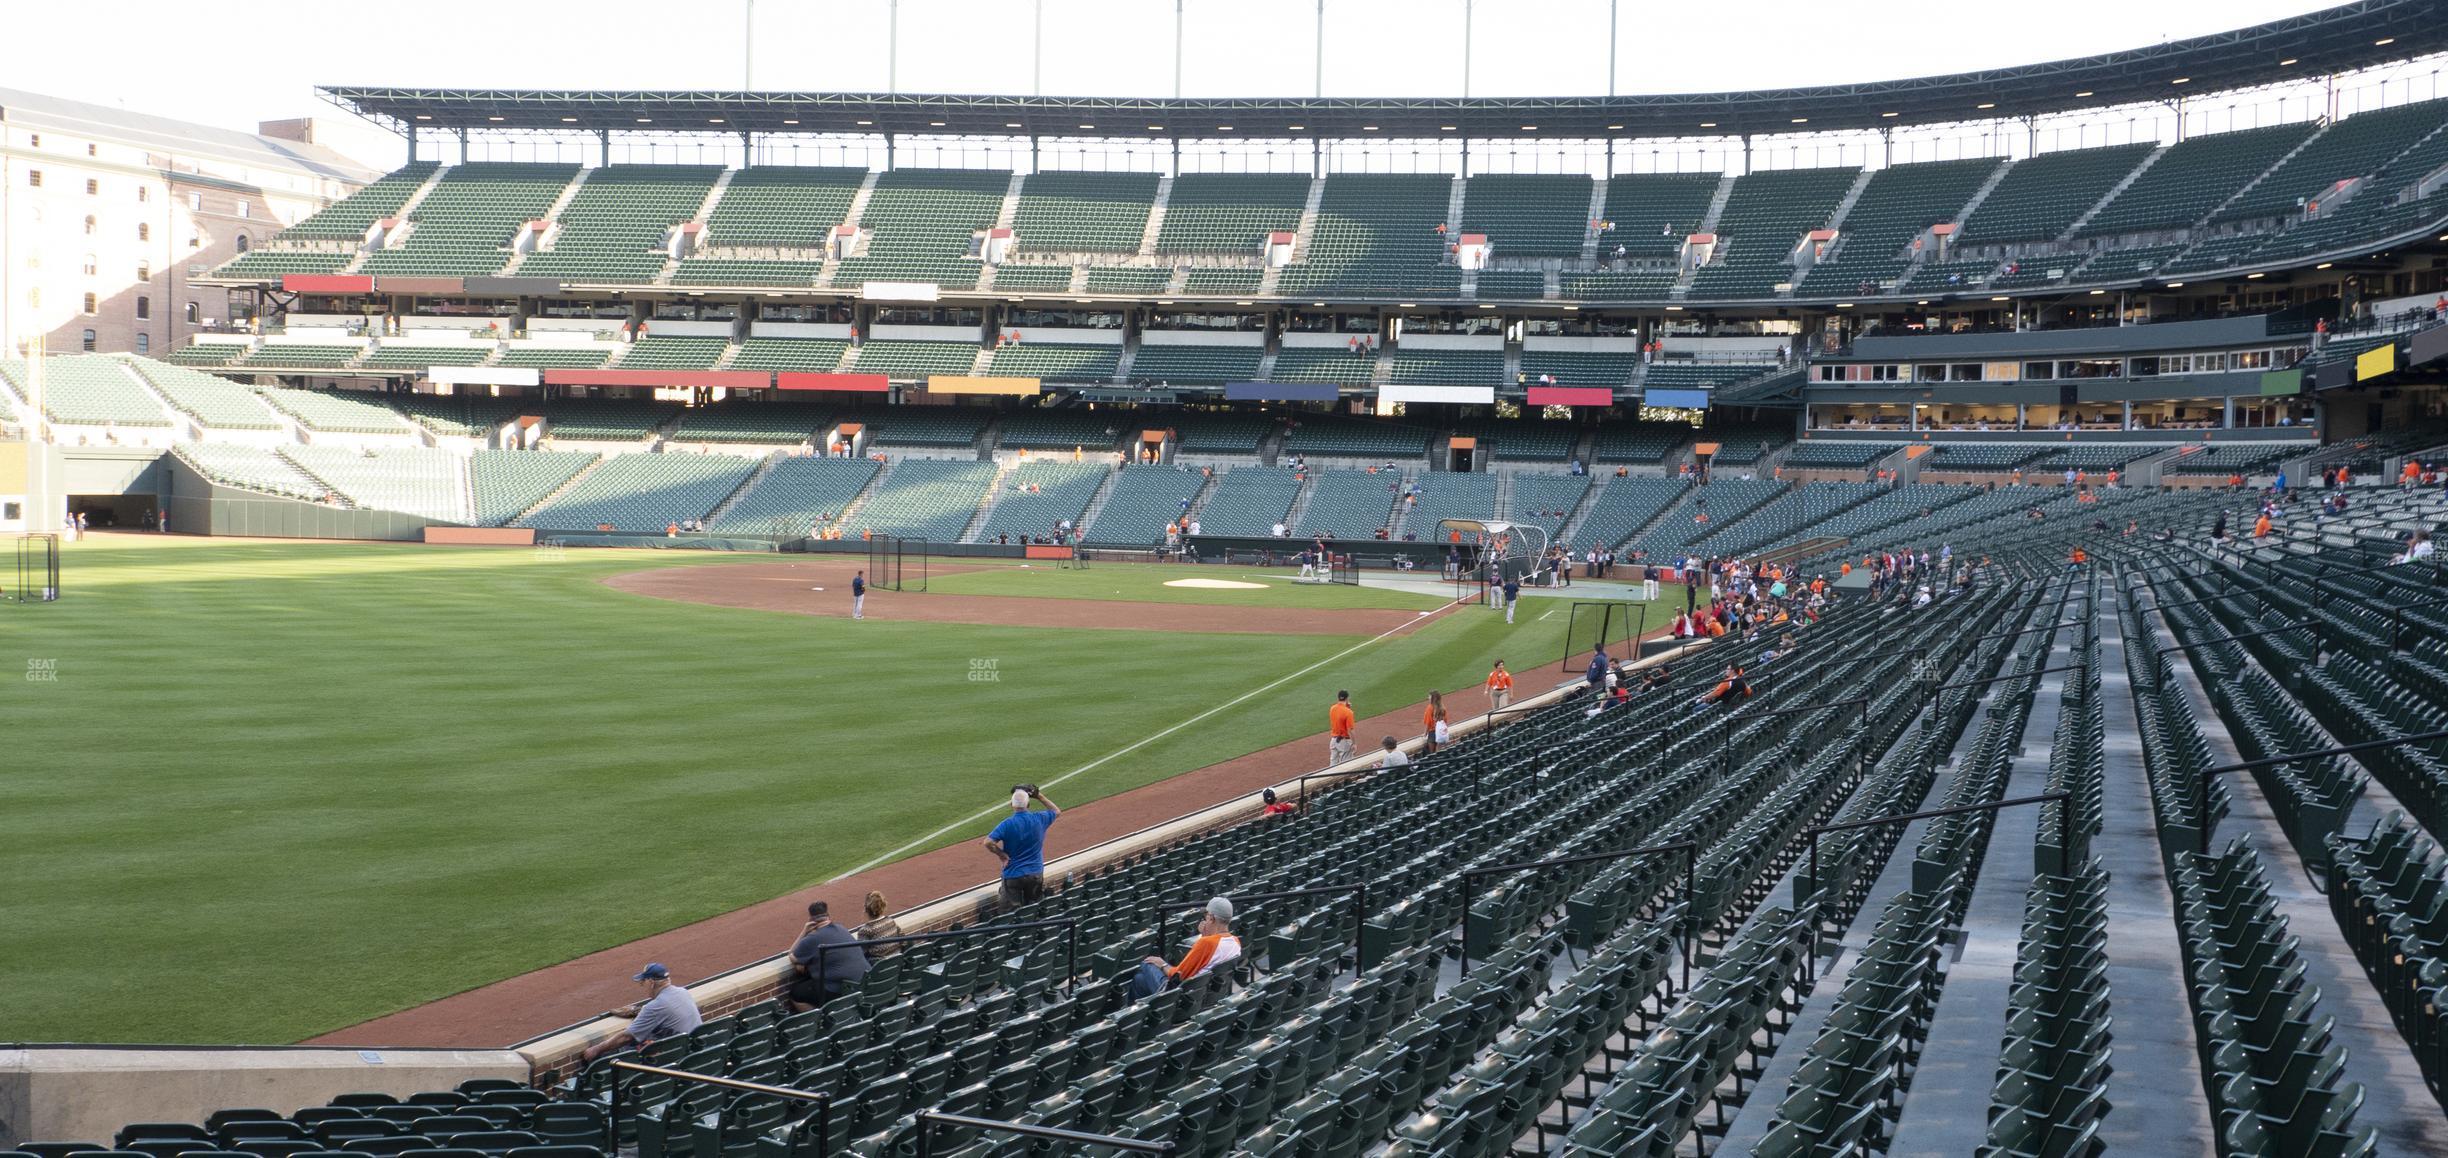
[985,785,1060,910]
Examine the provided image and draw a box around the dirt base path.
[309,575,1672,1047]
[604,560,1429,636]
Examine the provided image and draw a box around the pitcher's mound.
[1162,578,1270,590]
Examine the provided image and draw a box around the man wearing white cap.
[1127,896,1241,1000]
[984,784,1060,910]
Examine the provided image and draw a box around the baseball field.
[2,535,1626,1046]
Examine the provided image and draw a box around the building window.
[137,186,149,203]
[184,301,199,324]
[82,292,98,315]
[136,296,150,320]
[82,253,98,275]
[86,143,96,157]
[187,192,203,212]
[137,223,149,241]
[236,200,251,219]
[234,234,250,253]
[28,169,43,187]
[27,132,38,147]
[137,261,150,282]
[81,329,96,352]
[135,333,150,354]
[85,178,98,195]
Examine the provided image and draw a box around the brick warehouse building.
[0,88,379,362]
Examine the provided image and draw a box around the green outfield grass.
[924,559,1454,608]
[3,536,1578,1045]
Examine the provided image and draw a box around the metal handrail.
[607,1061,828,1154]
[1456,839,1700,985]
[810,916,1079,1000]
[1801,791,2072,905]
[912,1109,1174,1155]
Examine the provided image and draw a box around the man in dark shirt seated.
[786,900,870,1011]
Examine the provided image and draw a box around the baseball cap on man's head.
[1205,896,1235,923]
[633,963,670,981]
[1011,788,1032,811]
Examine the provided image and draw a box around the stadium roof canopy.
[324,1,2448,142]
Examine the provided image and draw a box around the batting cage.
[866,535,930,593]
[1559,601,1646,672]
[1327,551,1358,585]
[9,533,61,603]
[1436,518,1547,607]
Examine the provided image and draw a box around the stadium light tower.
[742,0,753,88]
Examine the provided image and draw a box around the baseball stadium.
[8,0,2448,1153]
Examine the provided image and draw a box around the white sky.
[12,0,2348,167]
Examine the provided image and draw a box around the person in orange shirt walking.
[1421,690,1445,754]
[1485,660,1515,714]
[1327,690,1357,765]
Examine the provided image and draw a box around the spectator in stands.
[1328,690,1357,764]
[582,963,702,1062]
[855,891,903,957]
[786,901,870,1010]
[1128,897,1240,1000]
[2394,532,2433,565]
[1375,736,1411,770]
[1260,787,1297,818]
[1420,690,1446,753]
[1695,665,1751,712]
[984,785,1060,909]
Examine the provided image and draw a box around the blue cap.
[633,963,670,981]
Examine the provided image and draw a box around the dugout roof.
[322,1,2448,142]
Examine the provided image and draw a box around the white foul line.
[830,596,1469,879]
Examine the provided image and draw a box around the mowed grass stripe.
[2,537,1574,1043]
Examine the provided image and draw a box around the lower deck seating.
[710,456,881,537]
[512,453,758,531]
[975,463,1107,544]
[471,450,599,526]
[1083,467,1206,547]
[1193,468,1302,537]
[851,459,999,540]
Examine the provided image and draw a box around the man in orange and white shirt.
[1327,691,1357,765]
[1127,897,1241,999]
[1485,660,1515,713]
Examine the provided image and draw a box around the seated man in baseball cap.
[1127,897,1241,1000]
[582,962,703,1062]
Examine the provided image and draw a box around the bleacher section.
[1955,142,2155,246]
[519,165,723,282]
[1507,472,1593,538]
[391,394,525,439]
[2078,122,2315,237]
[1460,174,1593,258]
[255,387,415,434]
[1081,467,1203,547]
[240,343,365,370]
[1687,166,1859,300]
[859,406,989,451]
[1383,348,1503,387]
[513,452,757,531]
[1292,470,1398,538]
[670,258,826,288]
[1127,343,1261,385]
[1782,440,1898,469]
[175,442,328,500]
[852,340,982,381]
[1592,421,1689,463]
[1399,473,1496,540]
[1567,476,1687,550]
[359,345,493,371]
[701,166,867,248]
[1519,348,1642,390]
[1180,266,1265,295]
[1796,158,1998,294]
[2214,98,2448,223]
[982,343,1122,383]
[1276,174,1461,298]
[284,445,467,524]
[852,459,999,539]
[544,401,677,442]
[1598,172,1722,258]
[1191,467,1302,536]
[164,343,249,367]
[470,449,597,526]
[1472,268,1548,300]
[274,162,439,243]
[359,163,580,278]
[976,462,1107,542]
[125,358,282,430]
[1153,173,1311,253]
[1011,171,1160,253]
[1695,479,1878,557]
[617,336,727,370]
[1282,415,1431,459]
[1450,417,1576,461]
[727,338,850,372]
[987,264,1073,291]
[1169,411,1276,455]
[1266,346,1376,385]
[0,356,170,430]
[1617,477,1783,558]
[1081,266,1172,295]
[708,456,881,536]
[832,168,1010,290]
[995,410,1120,451]
[667,404,832,445]
[499,345,615,369]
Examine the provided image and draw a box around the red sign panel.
[1527,386,1615,407]
[775,372,892,393]
[281,275,375,294]
[542,369,773,389]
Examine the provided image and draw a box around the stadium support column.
[886,132,896,170]
[1741,134,1753,176]
[599,129,612,166]
[1030,136,1039,173]
[457,127,470,164]
[741,130,754,166]
[1879,126,1891,167]
[2023,115,2038,156]
[406,127,418,164]
[1173,0,1184,99]
[1314,0,1324,98]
